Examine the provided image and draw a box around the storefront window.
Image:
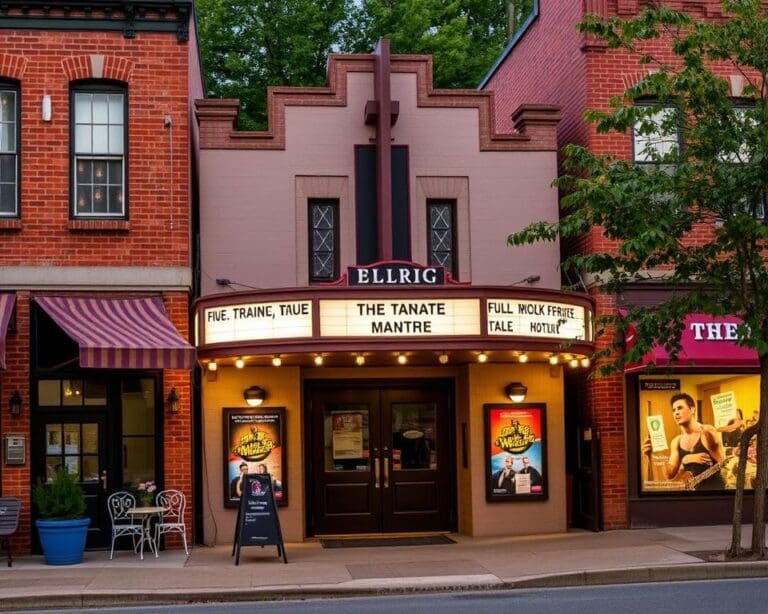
[639,374,759,493]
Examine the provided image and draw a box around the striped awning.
[0,294,16,370]
[35,296,195,370]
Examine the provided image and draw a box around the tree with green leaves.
[196,0,508,130]
[508,0,768,558]
[196,0,352,130]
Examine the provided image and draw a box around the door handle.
[100,469,107,492]
[374,458,381,489]
[383,457,390,489]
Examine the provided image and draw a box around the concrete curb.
[2,562,768,611]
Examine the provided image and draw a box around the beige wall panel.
[468,363,566,536]
[202,366,303,544]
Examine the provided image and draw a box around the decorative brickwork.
[196,54,560,152]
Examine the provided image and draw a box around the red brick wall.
[0,29,193,552]
[482,2,588,156]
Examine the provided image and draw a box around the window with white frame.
[632,105,680,164]
[72,85,126,217]
[0,83,18,217]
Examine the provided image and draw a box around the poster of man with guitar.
[642,392,726,490]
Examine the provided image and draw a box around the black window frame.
[69,80,128,220]
[427,198,458,279]
[308,198,340,283]
[0,79,20,218]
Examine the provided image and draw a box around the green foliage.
[196,0,507,129]
[32,468,87,520]
[509,0,768,374]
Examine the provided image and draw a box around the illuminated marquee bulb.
[548,355,558,366]
[207,361,218,372]
[518,353,529,363]
[272,356,282,367]
[569,358,579,369]
[234,358,245,369]
[314,355,324,366]
[580,357,591,368]
[477,352,488,363]
[355,354,365,366]
[438,353,449,365]
[397,353,407,365]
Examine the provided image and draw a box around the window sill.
[0,218,22,231]
[69,219,131,231]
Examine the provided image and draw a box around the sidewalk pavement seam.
[2,562,768,611]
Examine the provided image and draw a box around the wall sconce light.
[166,388,180,414]
[42,94,52,122]
[244,385,266,407]
[9,390,22,417]
[505,382,528,403]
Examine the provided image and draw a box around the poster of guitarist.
[642,392,725,490]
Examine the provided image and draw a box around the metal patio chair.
[154,489,189,555]
[0,497,20,567]
[107,491,144,559]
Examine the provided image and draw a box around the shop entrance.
[306,381,455,535]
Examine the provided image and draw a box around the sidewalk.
[1,525,768,611]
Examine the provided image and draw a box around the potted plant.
[134,480,157,507]
[32,467,90,565]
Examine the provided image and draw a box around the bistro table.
[127,506,164,559]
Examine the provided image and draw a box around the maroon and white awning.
[0,294,16,369]
[35,296,195,370]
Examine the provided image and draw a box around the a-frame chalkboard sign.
[232,473,287,564]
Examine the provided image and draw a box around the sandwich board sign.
[231,473,287,564]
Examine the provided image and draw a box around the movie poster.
[484,404,547,502]
[223,407,286,507]
[639,374,760,493]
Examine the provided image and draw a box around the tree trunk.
[728,423,759,558]
[749,354,768,558]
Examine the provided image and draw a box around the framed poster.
[223,407,286,508]
[484,403,548,502]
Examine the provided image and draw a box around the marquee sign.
[319,299,481,337]
[347,261,446,286]
[486,299,588,340]
[201,295,592,345]
[204,301,313,345]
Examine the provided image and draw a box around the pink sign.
[625,314,758,371]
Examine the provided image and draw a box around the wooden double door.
[307,381,455,535]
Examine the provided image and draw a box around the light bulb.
[569,358,579,368]
[438,353,449,364]
[207,361,218,372]
[518,353,528,363]
[355,355,365,366]
[272,356,282,367]
[580,357,591,368]
[397,354,407,365]
[548,355,558,365]
[477,352,488,363]
[234,358,245,369]
[314,355,324,366]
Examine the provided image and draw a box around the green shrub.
[32,467,87,520]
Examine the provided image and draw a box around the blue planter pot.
[36,517,90,565]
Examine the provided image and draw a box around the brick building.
[0,1,201,553]
[193,41,595,542]
[482,1,763,529]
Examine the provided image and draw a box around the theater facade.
[194,42,594,542]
